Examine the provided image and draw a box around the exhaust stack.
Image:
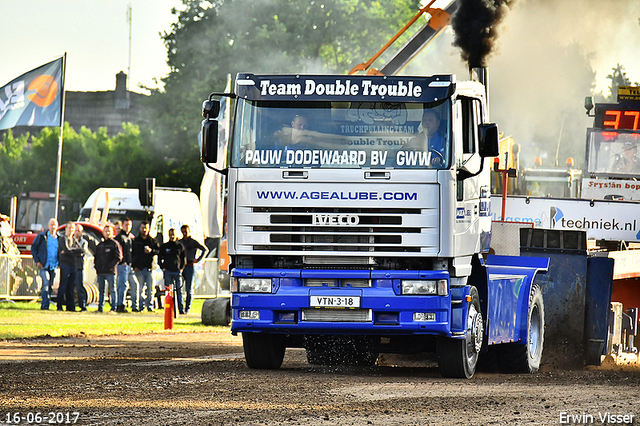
[470,67,489,120]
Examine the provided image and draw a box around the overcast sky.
[1,0,638,95]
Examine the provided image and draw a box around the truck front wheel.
[242,333,286,369]
[437,287,483,378]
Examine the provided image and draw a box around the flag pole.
[53,52,67,222]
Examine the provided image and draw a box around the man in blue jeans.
[115,217,137,313]
[31,218,59,310]
[132,221,159,312]
[94,224,122,313]
[159,228,186,314]
[179,224,207,314]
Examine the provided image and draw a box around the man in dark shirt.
[94,224,123,313]
[57,222,79,312]
[179,224,207,314]
[115,217,138,313]
[159,228,186,315]
[73,224,89,312]
[132,221,159,312]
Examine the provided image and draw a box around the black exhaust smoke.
[451,0,516,68]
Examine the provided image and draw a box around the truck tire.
[498,284,544,373]
[437,287,483,378]
[201,299,215,325]
[201,298,231,326]
[212,298,231,325]
[243,333,286,369]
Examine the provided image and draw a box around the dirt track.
[1,330,639,426]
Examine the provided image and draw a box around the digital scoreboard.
[594,87,640,131]
[595,105,640,130]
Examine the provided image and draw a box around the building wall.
[7,71,148,139]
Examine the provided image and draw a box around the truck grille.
[301,308,372,322]
[247,207,429,253]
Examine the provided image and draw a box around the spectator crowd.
[33,218,207,314]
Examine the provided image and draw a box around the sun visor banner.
[0,57,64,130]
[235,73,455,103]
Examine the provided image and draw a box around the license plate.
[310,295,360,308]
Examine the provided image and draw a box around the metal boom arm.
[349,0,459,76]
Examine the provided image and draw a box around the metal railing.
[0,254,43,300]
[0,254,224,301]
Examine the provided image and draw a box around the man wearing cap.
[612,142,640,173]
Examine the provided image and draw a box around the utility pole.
[127,4,132,90]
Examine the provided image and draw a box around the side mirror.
[202,100,220,119]
[479,123,499,158]
[201,119,219,164]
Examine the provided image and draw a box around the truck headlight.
[232,278,272,293]
[401,279,448,296]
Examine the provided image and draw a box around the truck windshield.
[230,99,451,169]
[586,129,640,175]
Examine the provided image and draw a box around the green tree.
[606,64,638,102]
[145,0,421,192]
[0,123,163,215]
[59,123,160,199]
[0,130,31,204]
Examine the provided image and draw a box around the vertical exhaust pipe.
[470,67,489,120]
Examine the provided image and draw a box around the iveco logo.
[312,214,360,226]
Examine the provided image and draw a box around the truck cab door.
[453,97,488,273]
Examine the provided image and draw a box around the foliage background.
[0,0,420,214]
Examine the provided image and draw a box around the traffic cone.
[164,284,174,330]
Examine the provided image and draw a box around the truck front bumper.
[230,268,471,338]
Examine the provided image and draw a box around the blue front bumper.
[230,268,471,337]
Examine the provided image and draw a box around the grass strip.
[0,299,225,339]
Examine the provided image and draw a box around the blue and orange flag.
[0,57,64,130]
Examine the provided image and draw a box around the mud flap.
[584,256,614,365]
[482,255,549,346]
[450,286,471,335]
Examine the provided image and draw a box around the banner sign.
[582,178,640,201]
[235,73,455,102]
[0,57,63,130]
[492,195,640,242]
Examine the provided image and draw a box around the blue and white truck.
[200,70,549,378]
